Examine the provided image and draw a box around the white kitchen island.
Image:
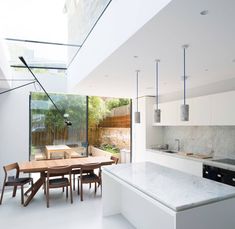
[102,162,235,229]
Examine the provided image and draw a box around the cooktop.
[212,158,235,166]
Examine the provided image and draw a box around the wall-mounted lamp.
[135,70,141,123]
[180,45,189,121]
[154,59,161,123]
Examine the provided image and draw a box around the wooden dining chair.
[79,163,101,201]
[46,165,73,208]
[0,162,33,205]
[39,158,65,194]
[110,155,119,164]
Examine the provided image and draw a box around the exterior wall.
[99,127,130,149]
[89,127,130,150]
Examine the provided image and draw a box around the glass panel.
[6,40,79,69]
[88,96,131,164]
[30,92,87,161]
[66,0,111,44]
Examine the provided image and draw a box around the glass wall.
[30,92,87,161]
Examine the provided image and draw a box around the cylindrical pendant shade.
[180,104,189,121]
[135,111,141,123]
[154,109,161,123]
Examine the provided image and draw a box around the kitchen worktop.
[103,162,235,212]
[147,148,235,171]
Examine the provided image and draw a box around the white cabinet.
[146,150,203,177]
[153,91,235,126]
[190,95,212,125]
[211,91,235,125]
[153,101,180,126]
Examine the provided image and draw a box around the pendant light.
[135,70,141,123]
[180,45,189,121]
[154,59,161,123]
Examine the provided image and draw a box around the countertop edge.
[146,148,235,171]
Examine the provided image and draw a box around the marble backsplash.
[162,126,235,159]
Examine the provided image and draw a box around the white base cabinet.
[146,150,202,177]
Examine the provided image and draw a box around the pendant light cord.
[183,47,186,105]
[155,60,159,110]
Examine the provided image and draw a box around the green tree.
[105,98,130,110]
[88,96,109,127]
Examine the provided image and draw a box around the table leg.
[23,173,45,207]
[46,150,50,159]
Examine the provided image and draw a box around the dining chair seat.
[49,178,69,186]
[6,177,32,186]
[81,173,100,182]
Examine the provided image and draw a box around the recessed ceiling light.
[200,10,209,16]
[133,55,138,58]
[204,69,208,71]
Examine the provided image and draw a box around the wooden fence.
[98,115,130,128]
[32,128,68,147]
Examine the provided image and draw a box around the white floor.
[0,184,134,229]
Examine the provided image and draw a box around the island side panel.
[121,183,176,229]
[102,172,122,216]
[176,197,235,229]
[102,170,176,229]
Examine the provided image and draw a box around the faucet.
[175,139,180,151]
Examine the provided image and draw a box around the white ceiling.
[74,0,235,100]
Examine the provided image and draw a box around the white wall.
[0,72,67,188]
[132,96,163,162]
[67,0,171,92]
[0,38,11,89]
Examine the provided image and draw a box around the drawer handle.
[217,174,222,178]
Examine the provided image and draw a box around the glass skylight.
[0,0,111,72]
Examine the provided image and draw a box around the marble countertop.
[103,162,235,211]
[146,148,235,171]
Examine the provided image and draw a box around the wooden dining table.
[19,156,114,206]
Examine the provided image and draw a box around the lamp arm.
[0,81,36,95]
[19,56,72,126]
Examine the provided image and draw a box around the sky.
[0,0,69,65]
[0,0,67,43]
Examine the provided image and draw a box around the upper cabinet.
[190,95,212,126]
[211,91,235,125]
[158,101,179,126]
[153,91,235,126]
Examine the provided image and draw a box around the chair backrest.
[47,166,72,178]
[110,156,119,164]
[3,162,19,181]
[80,163,101,175]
